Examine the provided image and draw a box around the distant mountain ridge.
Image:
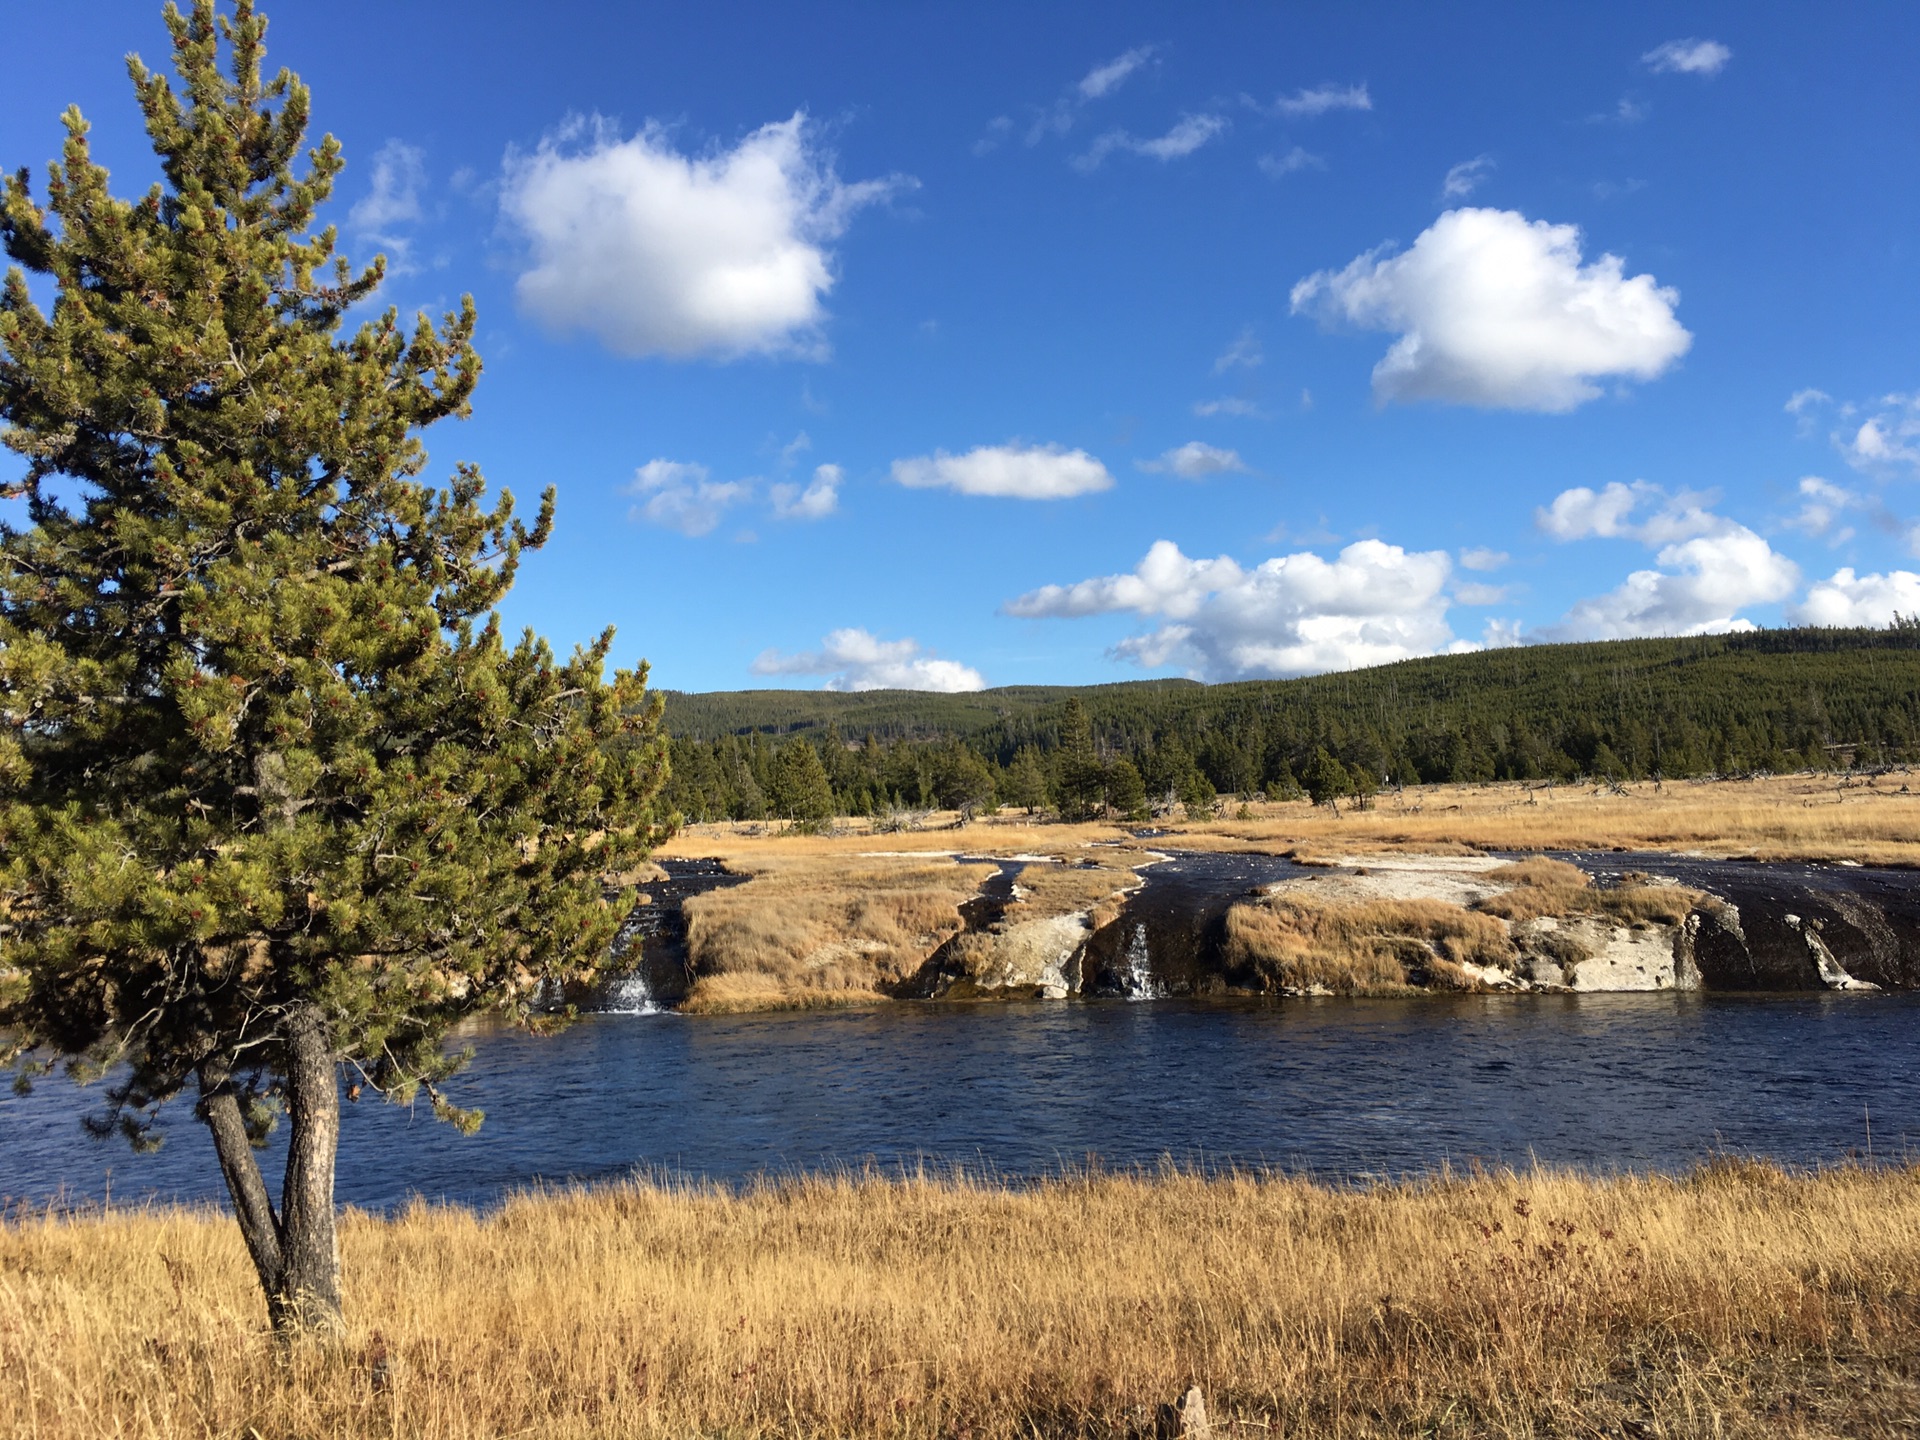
[662,627,1920,757]
[652,628,1920,819]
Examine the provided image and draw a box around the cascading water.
[599,971,660,1015]
[1118,923,1163,1000]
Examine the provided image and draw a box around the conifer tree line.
[661,625,1920,821]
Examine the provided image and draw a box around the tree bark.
[196,1003,344,1338]
[276,1002,344,1335]
[197,1063,286,1310]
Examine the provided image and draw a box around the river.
[4,993,1913,1211]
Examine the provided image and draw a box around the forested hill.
[654,627,1920,821]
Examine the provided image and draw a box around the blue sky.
[6,2,1920,692]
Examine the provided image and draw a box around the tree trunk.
[196,1003,343,1338]
[276,1003,344,1335]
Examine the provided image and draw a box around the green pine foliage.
[767,740,834,827]
[0,0,670,1306]
[659,628,1920,821]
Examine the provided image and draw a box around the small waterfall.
[1119,923,1163,1000]
[600,970,659,1015]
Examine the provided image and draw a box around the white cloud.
[769,463,841,521]
[1536,480,1723,545]
[1551,529,1798,640]
[1539,484,1798,639]
[1843,396,1920,473]
[1790,569,1920,628]
[1268,84,1372,118]
[1783,476,1862,543]
[1441,154,1494,199]
[627,459,750,537]
[1785,387,1832,417]
[1079,46,1155,100]
[890,443,1113,500]
[351,140,426,232]
[1213,328,1262,373]
[752,628,984,692]
[1004,537,1457,680]
[1192,396,1268,419]
[1077,114,1228,170]
[1137,442,1248,480]
[1459,547,1509,572]
[1644,39,1732,76]
[501,114,907,360]
[1292,208,1691,412]
[1257,147,1323,179]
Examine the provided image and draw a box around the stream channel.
[3,851,1917,1210]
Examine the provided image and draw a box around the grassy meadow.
[660,771,1920,869]
[5,1162,1918,1438]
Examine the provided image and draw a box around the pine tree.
[1003,744,1049,814]
[1303,747,1351,811]
[0,1,670,1336]
[1104,758,1149,822]
[768,741,834,827]
[1052,698,1105,821]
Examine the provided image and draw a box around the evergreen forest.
[655,626,1920,822]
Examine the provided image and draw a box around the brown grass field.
[5,1163,1918,1438]
[660,771,1920,869]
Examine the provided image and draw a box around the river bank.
[5,1161,1916,1439]
[615,773,1920,1012]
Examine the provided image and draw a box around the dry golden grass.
[1224,896,1510,994]
[4,1163,1918,1438]
[1225,861,1711,993]
[1477,859,1705,927]
[1161,772,1920,866]
[679,856,997,1010]
[1001,850,1154,930]
[661,774,1920,869]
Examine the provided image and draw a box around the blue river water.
[3,993,1914,1211]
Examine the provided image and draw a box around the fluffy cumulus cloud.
[1003,538,1458,680]
[1459,546,1509,572]
[1790,569,1920,628]
[752,628,984,692]
[1644,39,1732,76]
[501,114,906,359]
[1077,114,1228,170]
[1137,442,1248,479]
[1844,394,1920,473]
[1538,484,1799,639]
[627,459,749,536]
[769,463,841,521]
[1535,479,1725,545]
[1290,208,1691,412]
[890,443,1113,499]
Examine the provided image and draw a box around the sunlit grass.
[5,1162,1917,1437]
